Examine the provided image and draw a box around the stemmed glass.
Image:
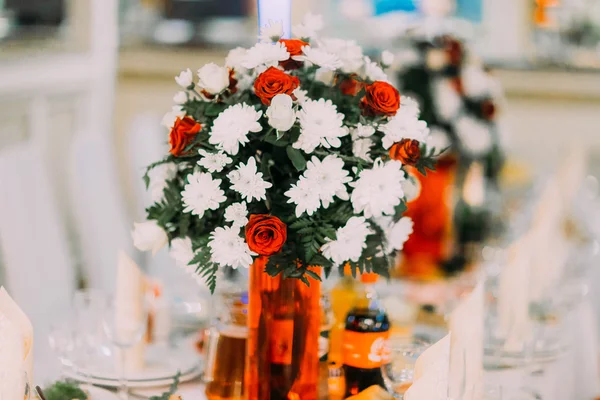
[101,296,148,400]
[48,317,77,378]
[72,289,108,380]
[381,337,430,399]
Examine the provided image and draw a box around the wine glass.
[72,289,108,380]
[381,337,430,399]
[47,317,77,378]
[101,296,148,400]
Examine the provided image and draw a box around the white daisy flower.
[284,176,321,217]
[227,157,273,202]
[182,172,226,218]
[294,46,342,70]
[314,68,335,86]
[381,50,395,67]
[350,159,406,218]
[455,115,493,156]
[363,56,389,82]
[376,216,414,251]
[320,38,364,74]
[173,91,188,104]
[132,220,168,256]
[170,237,195,269]
[259,20,284,43]
[226,47,248,72]
[237,73,256,92]
[294,98,349,154]
[461,64,494,98]
[432,79,462,122]
[241,42,290,70]
[321,216,373,265]
[292,87,309,105]
[400,96,421,117]
[351,123,375,138]
[161,105,185,129]
[379,111,430,149]
[292,12,324,40]
[148,162,178,203]
[197,150,233,173]
[351,123,375,162]
[209,103,263,155]
[224,202,249,227]
[175,68,193,88]
[427,127,452,153]
[305,155,352,208]
[208,226,254,269]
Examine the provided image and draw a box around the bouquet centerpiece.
[133,12,440,400]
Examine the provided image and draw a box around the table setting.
[2,1,600,399]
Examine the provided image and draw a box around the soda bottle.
[342,273,390,398]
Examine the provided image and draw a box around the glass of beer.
[204,289,248,400]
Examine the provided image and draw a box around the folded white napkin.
[115,251,146,371]
[498,237,532,352]
[0,287,33,396]
[405,335,451,400]
[414,333,451,380]
[448,281,484,400]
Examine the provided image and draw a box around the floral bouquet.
[132,14,440,292]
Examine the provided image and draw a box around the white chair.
[68,134,134,293]
[0,143,76,332]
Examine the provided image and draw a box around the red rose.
[228,69,238,95]
[450,77,464,95]
[481,100,497,121]
[245,214,287,256]
[253,67,300,105]
[389,139,421,166]
[360,81,401,117]
[169,117,201,156]
[339,75,362,96]
[279,39,308,70]
[443,36,464,66]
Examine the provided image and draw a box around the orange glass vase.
[246,257,321,400]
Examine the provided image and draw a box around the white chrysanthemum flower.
[227,157,273,202]
[314,68,335,86]
[294,46,342,70]
[400,96,420,117]
[432,79,462,121]
[321,217,373,265]
[427,127,452,153]
[320,38,364,73]
[461,64,494,98]
[379,110,430,149]
[284,176,321,217]
[293,12,324,39]
[132,220,168,255]
[350,126,374,163]
[224,202,249,227]
[161,105,185,129]
[350,159,406,218]
[266,94,296,131]
[170,237,195,269]
[259,20,284,43]
[293,87,308,105]
[197,63,230,95]
[175,68,193,88]
[305,155,352,208]
[197,150,233,173]
[381,50,395,67]
[242,42,290,70]
[182,172,226,218]
[208,226,254,269]
[294,98,349,153]
[455,115,493,156]
[376,216,414,251]
[148,162,177,203]
[226,47,248,72]
[351,123,375,138]
[173,91,188,104]
[363,56,389,82]
[237,73,256,92]
[209,103,263,155]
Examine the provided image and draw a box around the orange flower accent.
[360,81,400,117]
[169,117,201,156]
[481,99,497,121]
[228,69,238,95]
[245,214,287,256]
[279,39,308,70]
[389,139,421,166]
[253,67,300,105]
[339,75,362,96]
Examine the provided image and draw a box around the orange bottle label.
[342,330,391,369]
[270,319,294,364]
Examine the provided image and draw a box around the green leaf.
[305,269,322,281]
[286,146,307,171]
[265,134,290,147]
[205,102,227,117]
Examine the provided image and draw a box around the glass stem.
[118,348,129,400]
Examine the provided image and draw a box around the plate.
[65,340,203,388]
